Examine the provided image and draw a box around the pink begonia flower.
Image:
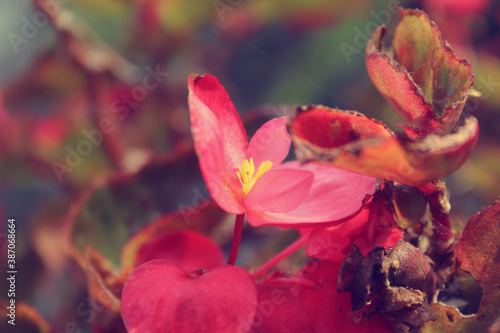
[188,74,376,228]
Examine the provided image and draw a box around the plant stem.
[418,180,452,243]
[227,214,245,265]
[252,233,310,280]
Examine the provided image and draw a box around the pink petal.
[245,169,313,214]
[247,117,291,167]
[188,74,248,169]
[247,161,377,228]
[188,75,246,214]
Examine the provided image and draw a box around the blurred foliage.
[0,0,499,331]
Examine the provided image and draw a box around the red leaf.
[290,106,478,186]
[132,230,224,272]
[423,200,500,332]
[251,284,314,333]
[456,200,500,282]
[120,199,225,269]
[121,261,258,333]
[366,9,474,136]
[290,106,393,148]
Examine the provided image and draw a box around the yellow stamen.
[236,158,273,195]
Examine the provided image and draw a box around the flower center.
[236,158,273,195]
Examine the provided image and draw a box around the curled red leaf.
[289,106,478,186]
[366,9,474,136]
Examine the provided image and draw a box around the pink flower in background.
[188,74,376,228]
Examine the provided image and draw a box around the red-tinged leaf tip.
[366,27,435,132]
[290,106,479,185]
[121,261,258,333]
[393,9,474,128]
[366,9,474,135]
[133,230,224,272]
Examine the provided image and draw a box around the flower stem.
[418,180,452,243]
[227,214,245,265]
[252,233,309,280]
